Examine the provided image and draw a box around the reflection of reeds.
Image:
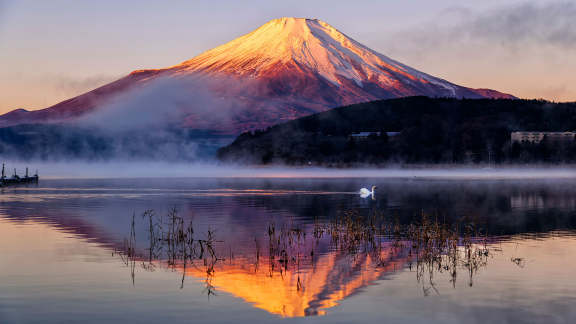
[118,208,496,296]
[115,212,138,285]
[264,209,493,293]
[115,208,223,293]
[402,213,490,290]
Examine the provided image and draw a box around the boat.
[0,164,39,186]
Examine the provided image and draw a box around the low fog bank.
[77,74,248,133]
[0,74,250,162]
[6,161,576,180]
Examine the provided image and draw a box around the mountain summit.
[174,17,501,97]
[0,18,515,133]
[175,17,420,85]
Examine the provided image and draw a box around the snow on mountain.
[175,18,444,88]
[0,18,515,134]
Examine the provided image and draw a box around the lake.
[1,176,575,323]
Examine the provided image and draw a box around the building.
[348,132,400,141]
[511,131,576,144]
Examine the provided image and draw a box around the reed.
[115,208,224,293]
[118,207,496,294]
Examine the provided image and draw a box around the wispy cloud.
[385,1,576,55]
[462,1,576,49]
[375,1,576,101]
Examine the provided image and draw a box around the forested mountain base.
[218,97,576,165]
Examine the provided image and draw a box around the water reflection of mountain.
[3,178,576,317]
[177,250,407,317]
[0,208,412,317]
[0,199,411,318]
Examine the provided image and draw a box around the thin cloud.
[385,1,576,55]
[466,2,576,49]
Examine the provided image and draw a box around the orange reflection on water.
[175,246,407,317]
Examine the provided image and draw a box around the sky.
[0,0,574,114]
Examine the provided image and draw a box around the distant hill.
[218,97,576,165]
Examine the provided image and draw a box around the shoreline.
[3,161,574,180]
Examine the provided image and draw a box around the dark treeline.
[218,97,576,165]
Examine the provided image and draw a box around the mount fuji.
[0,17,514,134]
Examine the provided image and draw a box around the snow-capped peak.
[0,17,515,133]
[172,17,438,87]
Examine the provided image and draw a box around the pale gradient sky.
[0,0,574,114]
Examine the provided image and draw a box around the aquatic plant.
[115,208,224,292]
[117,208,496,297]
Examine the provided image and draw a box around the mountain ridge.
[0,17,515,134]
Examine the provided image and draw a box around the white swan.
[359,185,377,198]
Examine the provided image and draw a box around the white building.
[511,131,576,144]
[348,131,400,141]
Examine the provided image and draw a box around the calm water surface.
[1,177,575,323]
